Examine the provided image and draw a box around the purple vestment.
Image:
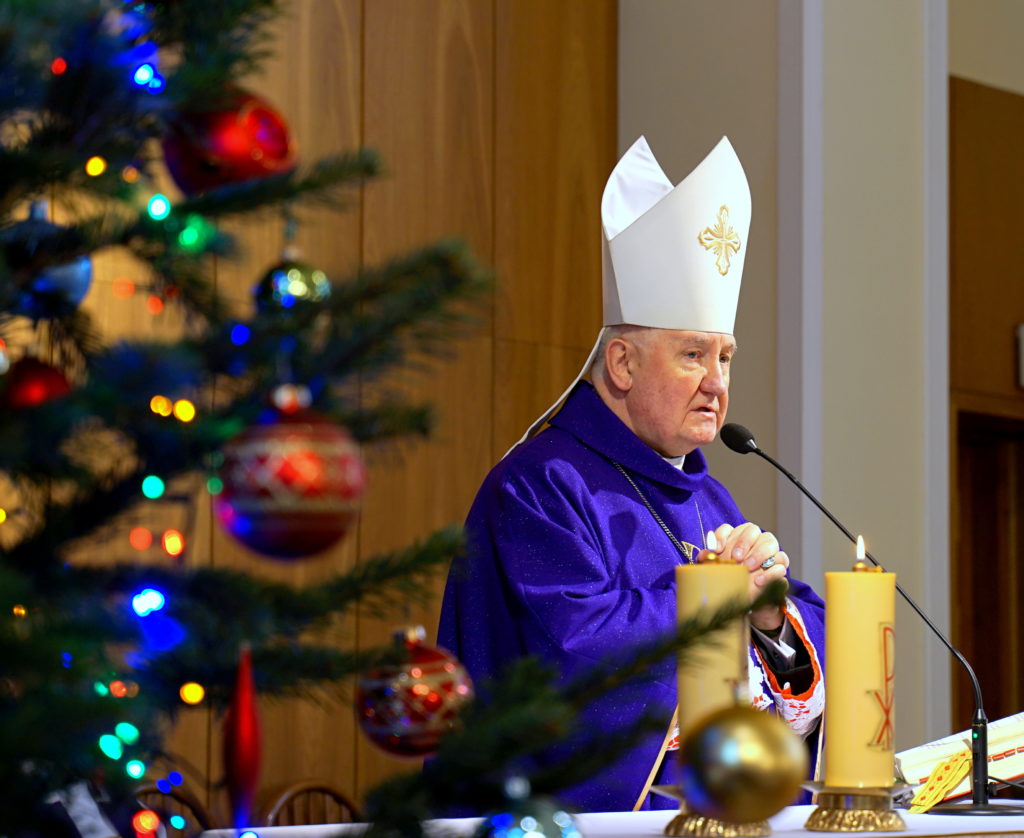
[438,382,825,812]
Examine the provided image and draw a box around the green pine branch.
[362,584,786,834]
[174,151,381,220]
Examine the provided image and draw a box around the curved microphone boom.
[720,422,1020,815]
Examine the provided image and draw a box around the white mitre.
[602,135,750,331]
[507,135,751,454]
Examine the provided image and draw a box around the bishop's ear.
[603,337,635,392]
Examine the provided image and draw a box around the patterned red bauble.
[162,89,296,196]
[213,408,366,559]
[356,627,474,758]
[2,356,71,408]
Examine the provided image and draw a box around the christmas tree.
[0,2,775,834]
[0,0,488,831]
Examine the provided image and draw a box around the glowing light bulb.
[126,759,146,778]
[172,399,195,422]
[169,815,186,829]
[112,277,136,298]
[132,809,160,835]
[132,588,165,616]
[129,527,153,550]
[85,156,107,176]
[12,604,25,618]
[116,722,140,744]
[110,680,129,698]
[51,57,67,74]
[141,475,165,499]
[133,64,155,86]
[146,295,164,315]
[161,529,185,557]
[149,395,172,416]
[147,194,170,220]
[230,324,250,346]
[0,508,6,524]
[121,165,140,183]
[206,476,224,495]
[98,734,123,759]
[179,682,205,705]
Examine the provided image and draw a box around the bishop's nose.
[700,363,728,396]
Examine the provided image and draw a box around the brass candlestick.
[666,809,771,838]
[654,787,771,838]
[803,783,908,832]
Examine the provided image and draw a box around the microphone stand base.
[927,802,1024,816]
[803,784,907,832]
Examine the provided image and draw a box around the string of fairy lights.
[14,13,213,835]
[3,4,349,833]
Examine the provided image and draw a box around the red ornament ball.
[2,356,71,408]
[356,627,474,758]
[213,409,366,559]
[163,89,296,196]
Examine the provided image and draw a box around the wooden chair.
[260,780,362,826]
[134,784,214,837]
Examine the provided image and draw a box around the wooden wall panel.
[198,0,365,818]
[950,77,1024,419]
[950,76,1024,732]
[493,0,616,456]
[492,340,591,459]
[356,0,495,796]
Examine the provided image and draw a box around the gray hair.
[588,324,652,380]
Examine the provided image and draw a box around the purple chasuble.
[438,381,825,813]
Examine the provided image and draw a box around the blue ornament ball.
[252,254,331,313]
[16,255,93,318]
[4,202,92,319]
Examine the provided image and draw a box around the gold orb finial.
[678,704,808,825]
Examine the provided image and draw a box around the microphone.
[720,422,1022,815]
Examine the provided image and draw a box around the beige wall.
[619,0,780,532]
[950,0,1024,94]
[620,0,951,749]
[820,0,940,751]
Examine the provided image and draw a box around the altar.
[201,803,1024,838]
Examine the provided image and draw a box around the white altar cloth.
[202,803,1024,838]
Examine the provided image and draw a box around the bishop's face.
[622,329,734,457]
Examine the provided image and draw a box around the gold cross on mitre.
[697,205,741,275]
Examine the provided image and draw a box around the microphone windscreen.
[720,423,758,454]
